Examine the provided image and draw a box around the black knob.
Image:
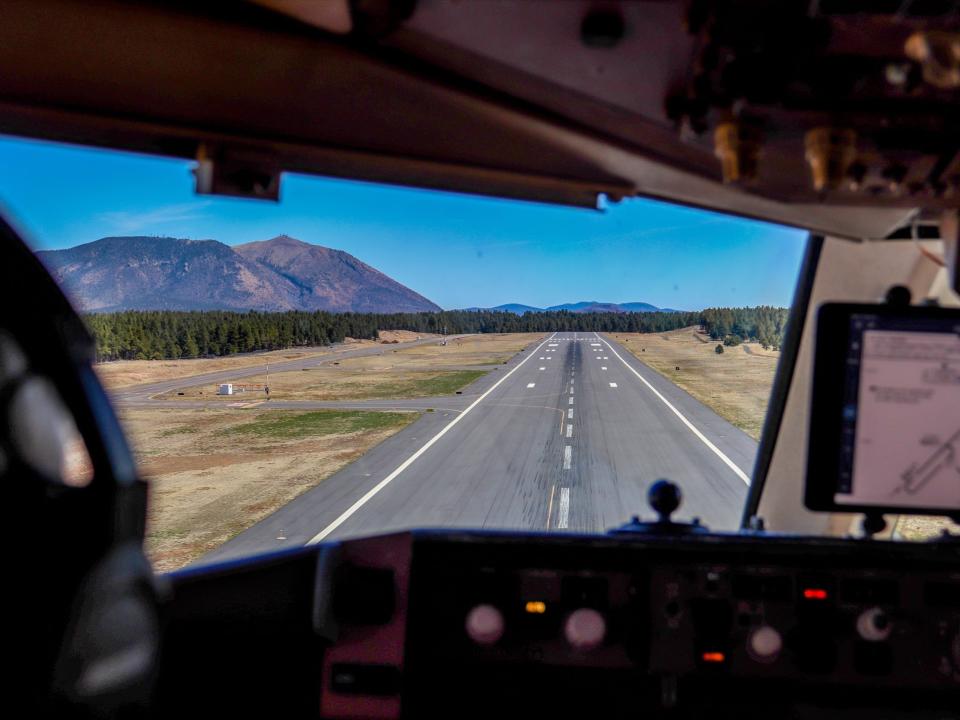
[649,480,682,522]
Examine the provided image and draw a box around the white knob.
[857,607,892,642]
[465,604,504,646]
[564,608,606,650]
[747,625,782,663]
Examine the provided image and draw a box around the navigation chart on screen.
[844,329,960,509]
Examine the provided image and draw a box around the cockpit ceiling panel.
[0,1,927,236]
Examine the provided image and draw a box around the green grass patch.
[158,425,198,437]
[397,370,486,396]
[226,410,415,440]
[318,370,487,400]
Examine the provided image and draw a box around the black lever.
[609,479,709,536]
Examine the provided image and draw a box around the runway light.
[701,651,725,663]
[525,601,547,614]
[803,588,829,600]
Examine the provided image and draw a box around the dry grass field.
[157,333,541,402]
[123,407,417,571]
[97,340,373,390]
[609,327,781,439]
[109,333,541,571]
[95,331,438,390]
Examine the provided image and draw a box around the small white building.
[218,383,234,396]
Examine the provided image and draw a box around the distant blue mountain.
[490,303,544,315]
[617,301,660,312]
[471,301,685,314]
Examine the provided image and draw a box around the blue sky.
[0,135,807,310]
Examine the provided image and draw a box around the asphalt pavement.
[197,331,756,565]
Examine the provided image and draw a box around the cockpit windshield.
[0,134,807,571]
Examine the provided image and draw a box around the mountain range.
[38,235,442,313]
[38,235,679,315]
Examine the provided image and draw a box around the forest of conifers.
[85,306,789,361]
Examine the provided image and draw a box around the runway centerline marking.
[566,423,573,438]
[557,487,570,529]
[568,408,573,419]
[595,332,750,485]
[539,367,546,370]
[563,445,572,470]
[305,332,558,544]
[568,397,574,405]
[527,383,536,388]
[609,382,618,388]
[601,366,607,370]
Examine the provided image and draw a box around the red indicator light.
[803,588,828,600]
[701,651,726,663]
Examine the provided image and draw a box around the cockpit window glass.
[1,135,806,571]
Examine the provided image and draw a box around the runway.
[197,331,756,564]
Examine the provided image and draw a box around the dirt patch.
[120,407,416,572]
[611,327,781,439]
[894,515,960,541]
[378,329,437,343]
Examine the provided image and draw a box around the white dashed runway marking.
[609,382,618,388]
[563,445,572,470]
[527,383,536,388]
[557,487,570,528]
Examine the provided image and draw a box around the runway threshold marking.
[305,332,558,544]
[557,487,570,529]
[595,332,750,486]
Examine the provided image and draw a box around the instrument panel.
[316,531,960,719]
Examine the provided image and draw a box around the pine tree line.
[85,307,789,362]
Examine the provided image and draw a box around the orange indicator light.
[525,601,547,614]
[701,651,726,663]
[802,588,828,600]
